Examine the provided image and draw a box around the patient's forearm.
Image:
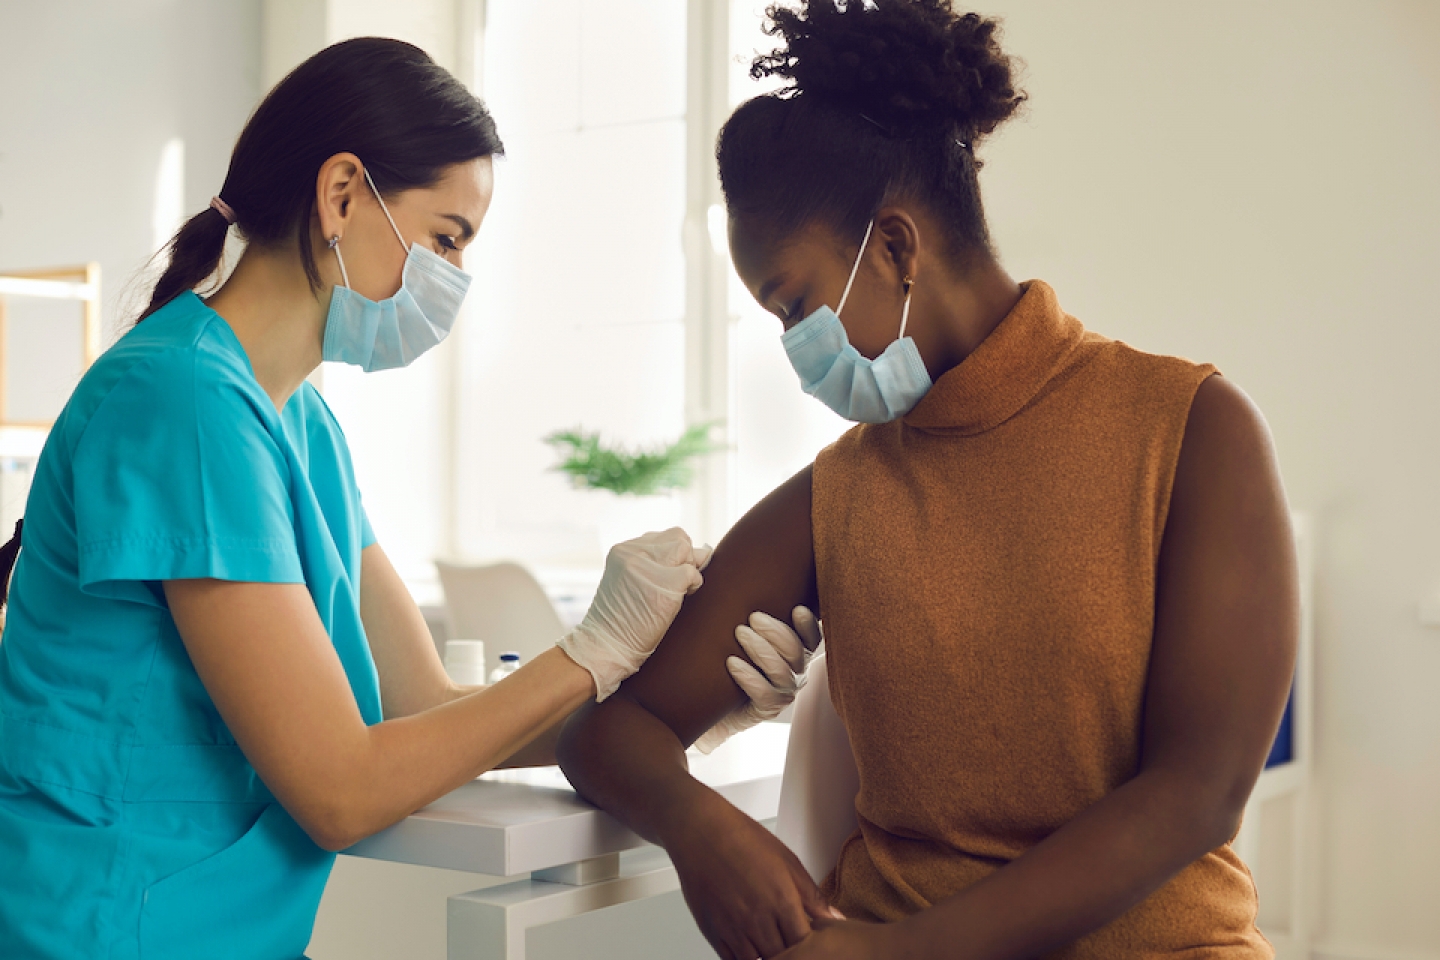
[557,697,709,844]
[894,770,1242,960]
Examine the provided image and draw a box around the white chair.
[434,560,568,679]
[775,653,862,883]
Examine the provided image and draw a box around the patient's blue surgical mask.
[780,220,933,423]
[323,166,472,372]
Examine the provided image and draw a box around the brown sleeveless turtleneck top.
[812,281,1271,956]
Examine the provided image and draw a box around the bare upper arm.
[1142,375,1299,822]
[613,464,819,746]
[359,542,454,719]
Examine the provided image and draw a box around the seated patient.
[558,3,1297,959]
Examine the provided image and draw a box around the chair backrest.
[434,560,567,679]
[775,653,862,883]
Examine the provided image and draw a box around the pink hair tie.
[210,196,237,224]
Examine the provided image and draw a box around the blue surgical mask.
[323,166,472,372]
[780,219,933,423]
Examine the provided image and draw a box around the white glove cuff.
[557,627,638,702]
[693,709,751,755]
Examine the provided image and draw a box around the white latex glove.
[694,606,823,754]
[559,528,714,701]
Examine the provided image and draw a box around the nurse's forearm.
[327,647,593,850]
[433,680,567,768]
[167,576,596,853]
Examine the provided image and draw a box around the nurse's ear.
[314,152,365,246]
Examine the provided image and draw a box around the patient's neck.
[906,253,1022,383]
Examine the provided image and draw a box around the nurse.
[0,37,809,960]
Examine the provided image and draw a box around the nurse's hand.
[695,606,823,754]
[559,528,714,701]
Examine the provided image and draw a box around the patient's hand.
[773,916,896,960]
[663,786,841,960]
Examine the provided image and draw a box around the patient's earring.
[899,275,915,338]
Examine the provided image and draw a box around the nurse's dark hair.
[717,0,1024,260]
[138,37,503,322]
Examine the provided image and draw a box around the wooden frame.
[0,263,101,428]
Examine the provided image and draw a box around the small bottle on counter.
[444,639,487,687]
[488,651,521,684]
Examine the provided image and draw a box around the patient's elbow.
[555,705,601,791]
[1171,775,1254,857]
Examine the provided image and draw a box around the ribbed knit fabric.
[812,281,1271,957]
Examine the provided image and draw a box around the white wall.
[0,0,262,346]
[965,3,1440,957]
[451,0,692,568]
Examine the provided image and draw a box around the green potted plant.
[544,423,720,550]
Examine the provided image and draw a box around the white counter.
[344,721,789,878]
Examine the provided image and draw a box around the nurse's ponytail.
[142,205,233,322]
[138,37,503,322]
[0,519,21,612]
[717,0,1024,259]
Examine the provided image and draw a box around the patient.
[557,3,1298,959]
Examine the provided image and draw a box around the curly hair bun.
[753,0,1025,143]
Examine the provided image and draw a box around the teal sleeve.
[72,347,305,597]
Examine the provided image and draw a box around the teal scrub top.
[0,291,382,960]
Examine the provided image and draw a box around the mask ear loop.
[899,275,915,339]
[361,166,411,253]
[329,236,351,289]
[836,219,875,316]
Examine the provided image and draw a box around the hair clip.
[858,112,893,137]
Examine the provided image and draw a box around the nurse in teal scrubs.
[0,37,808,959]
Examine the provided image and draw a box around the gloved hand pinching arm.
[558,528,713,701]
[695,605,823,754]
